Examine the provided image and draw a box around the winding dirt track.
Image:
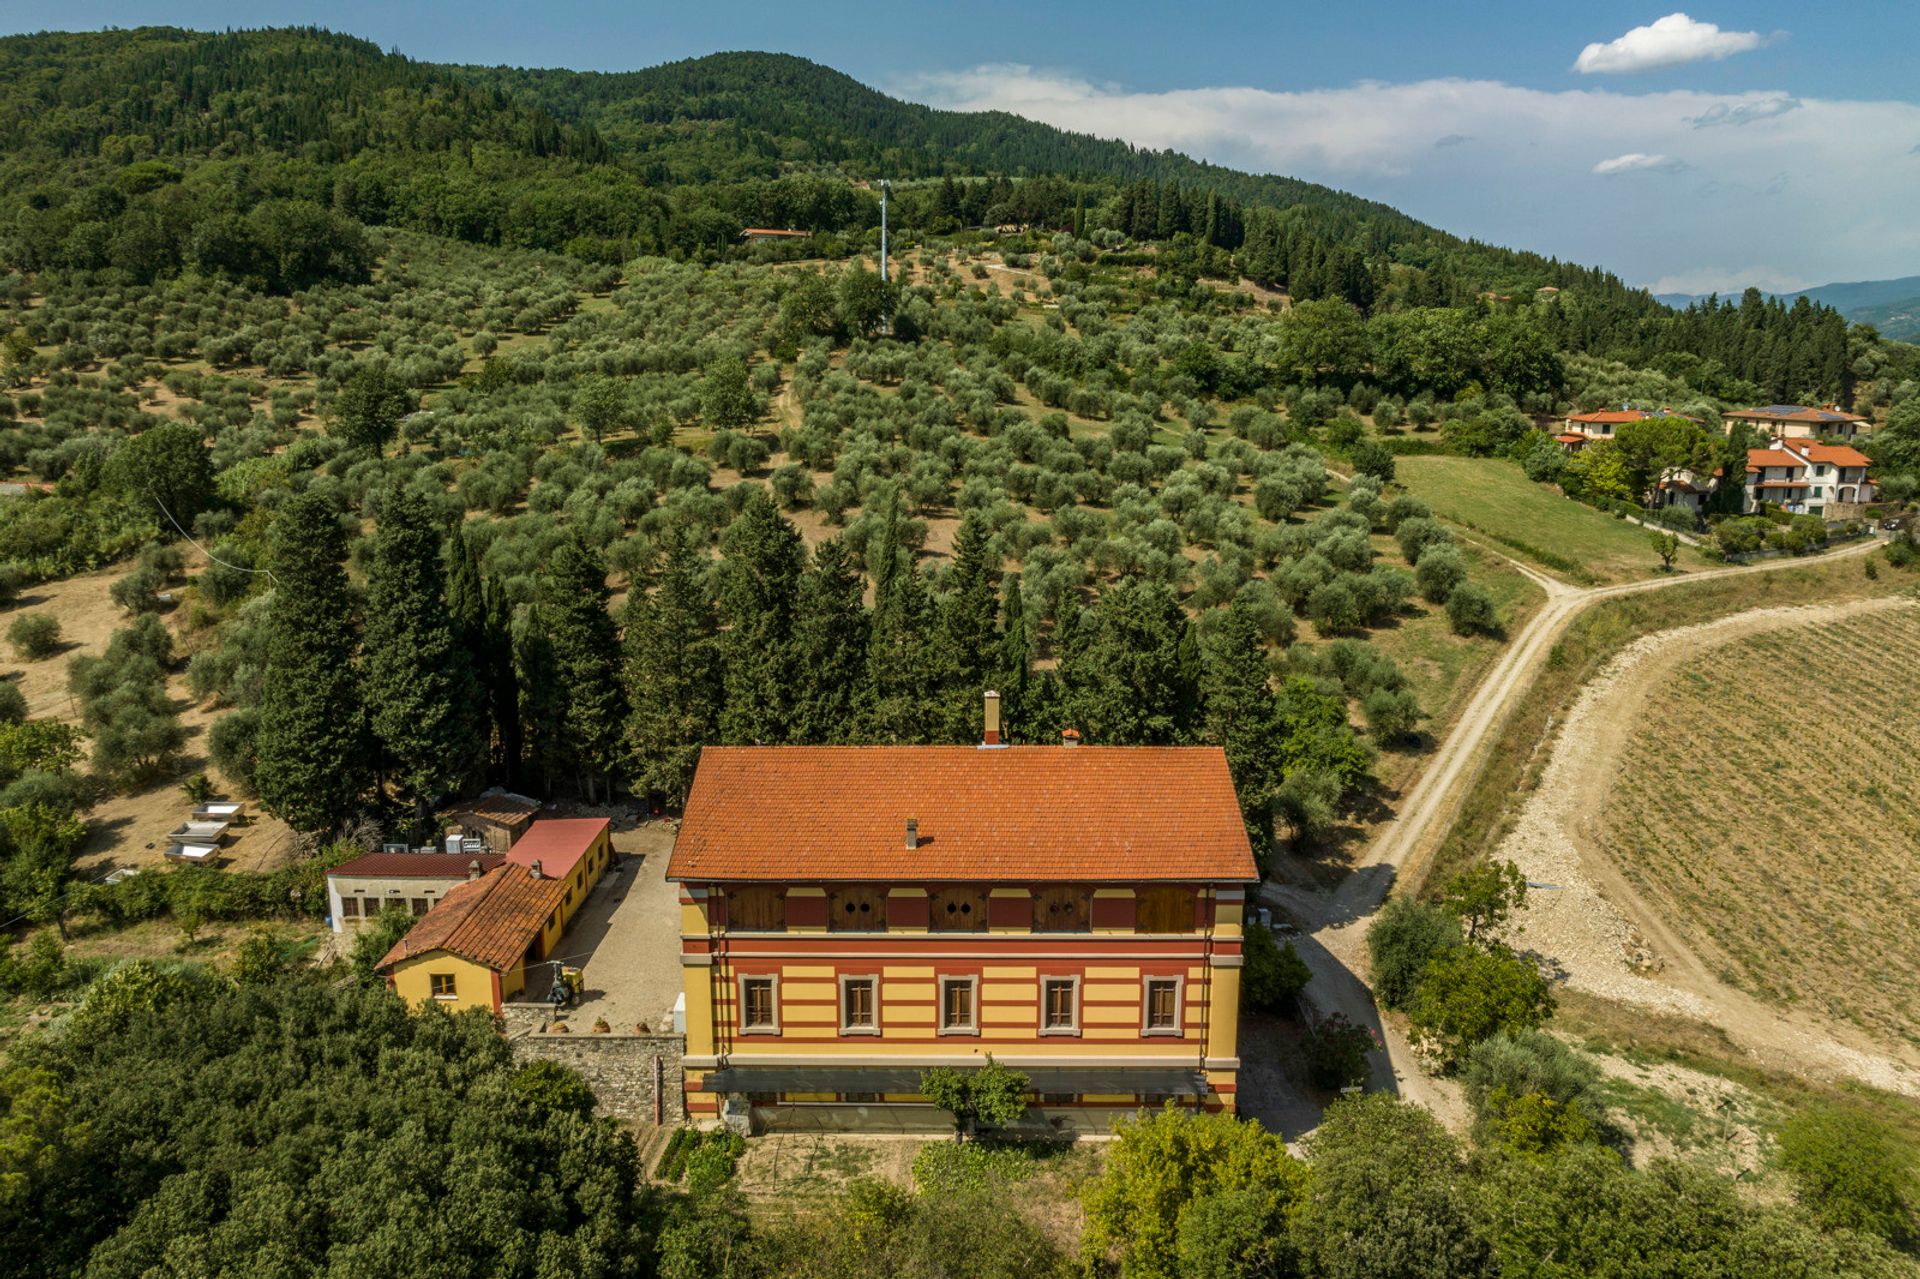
[1259,538,1884,1121]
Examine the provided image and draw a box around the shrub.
[1351,440,1395,483]
[1446,582,1498,635]
[1776,1105,1917,1246]
[7,614,60,660]
[1462,1030,1603,1148]
[1304,1012,1378,1090]
[0,681,24,725]
[1242,924,1312,1012]
[911,1140,1040,1194]
[1407,944,1554,1072]
[1366,897,1462,1010]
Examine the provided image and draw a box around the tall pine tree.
[792,538,869,743]
[255,492,369,832]
[537,536,623,801]
[621,537,720,806]
[864,501,939,743]
[1059,579,1201,745]
[446,526,521,786]
[716,490,803,744]
[934,511,1000,740]
[1200,594,1285,860]
[363,493,485,823]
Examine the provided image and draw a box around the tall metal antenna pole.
[879,179,892,336]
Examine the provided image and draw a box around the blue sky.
[7,2,1919,291]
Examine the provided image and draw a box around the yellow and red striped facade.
[677,881,1248,1129]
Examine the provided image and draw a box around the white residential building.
[1743,438,1875,516]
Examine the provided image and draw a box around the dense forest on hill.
[0,25,1894,402]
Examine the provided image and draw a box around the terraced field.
[1597,603,1920,1047]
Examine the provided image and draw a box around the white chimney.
[528,859,543,880]
[467,859,483,882]
[905,819,919,850]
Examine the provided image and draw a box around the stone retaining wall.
[503,1005,685,1124]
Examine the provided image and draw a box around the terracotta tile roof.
[1797,442,1871,467]
[739,227,810,237]
[1566,406,1699,425]
[669,745,1259,884]
[329,852,505,879]
[505,818,609,881]
[1747,450,1803,469]
[1554,433,1587,443]
[377,863,566,973]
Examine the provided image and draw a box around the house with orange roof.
[1558,405,1699,450]
[666,694,1261,1133]
[1743,438,1875,515]
[1723,404,1870,442]
[377,817,613,1013]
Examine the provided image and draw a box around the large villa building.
[667,700,1260,1133]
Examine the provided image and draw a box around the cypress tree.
[716,489,803,744]
[792,537,869,743]
[538,536,623,801]
[362,494,485,822]
[514,600,566,797]
[1201,595,1285,858]
[865,518,939,744]
[447,527,521,786]
[620,537,720,807]
[995,571,1032,740]
[254,492,369,833]
[934,510,1000,739]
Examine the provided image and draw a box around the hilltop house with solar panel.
[1723,404,1872,442]
[666,692,1260,1133]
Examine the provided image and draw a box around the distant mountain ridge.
[1657,275,1920,340]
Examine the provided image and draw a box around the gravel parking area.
[560,821,685,1032]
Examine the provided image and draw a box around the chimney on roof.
[1061,728,1081,747]
[467,858,482,882]
[905,818,919,850]
[981,690,1004,748]
[528,859,543,880]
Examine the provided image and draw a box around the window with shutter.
[740,976,779,1033]
[1144,978,1181,1035]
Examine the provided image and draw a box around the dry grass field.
[1597,604,1920,1048]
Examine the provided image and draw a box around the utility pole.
[878,179,892,337]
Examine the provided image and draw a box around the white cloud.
[1593,152,1681,174]
[1573,13,1766,75]
[1649,265,1813,296]
[892,65,1920,290]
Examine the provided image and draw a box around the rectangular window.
[338,895,359,918]
[840,976,878,1034]
[740,976,779,1034]
[429,973,456,999]
[1041,976,1079,1035]
[410,898,429,915]
[939,976,978,1034]
[364,897,385,918]
[1144,978,1182,1035]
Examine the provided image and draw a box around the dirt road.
[1261,538,1884,1119]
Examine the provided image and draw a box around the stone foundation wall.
[503,1006,685,1124]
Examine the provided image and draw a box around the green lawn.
[1395,455,1708,585]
